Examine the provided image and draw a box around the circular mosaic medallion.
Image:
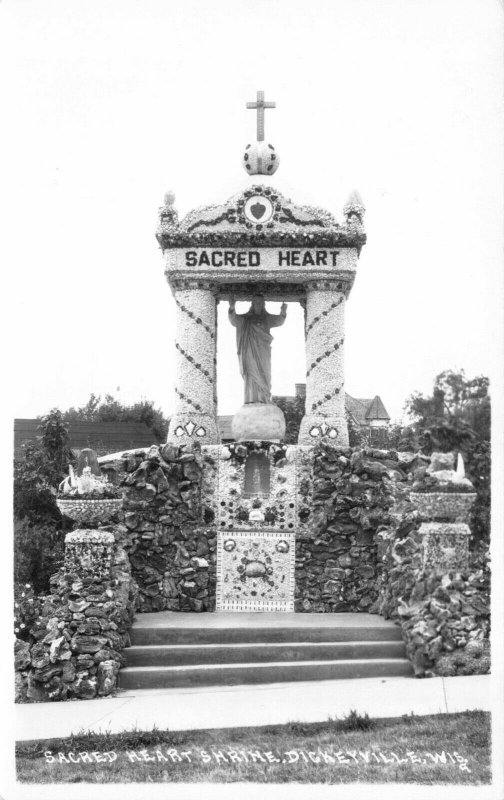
[223,538,236,552]
[276,540,290,553]
[244,195,274,225]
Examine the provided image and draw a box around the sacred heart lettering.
[250,202,266,220]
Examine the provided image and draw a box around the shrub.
[14,518,66,593]
[339,710,375,731]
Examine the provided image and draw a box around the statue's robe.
[229,308,286,403]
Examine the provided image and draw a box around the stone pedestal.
[298,282,348,446]
[410,488,476,572]
[419,522,471,571]
[64,530,115,580]
[167,285,220,445]
[232,402,286,442]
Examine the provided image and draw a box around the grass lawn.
[16,710,490,785]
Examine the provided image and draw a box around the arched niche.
[243,451,271,498]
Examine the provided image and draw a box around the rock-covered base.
[15,527,136,702]
[374,524,490,677]
[14,441,491,699]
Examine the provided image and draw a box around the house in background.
[14,420,156,459]
[344,393,391,431]
[218,384,391,442]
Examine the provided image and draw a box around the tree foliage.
[63,393,169,442]
[13,409,72,591]
[404,369,491,544]
[14,409,72,522]
[272,394,305,444]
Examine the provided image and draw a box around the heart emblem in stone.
[251,202,266,220]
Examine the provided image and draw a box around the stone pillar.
[298,281,348,446]
[168,283,219,445]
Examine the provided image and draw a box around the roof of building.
[14,419,156,456]
[345,394,391,424]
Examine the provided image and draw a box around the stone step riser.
[119,659,414,690]
[125,641,407,667]
[130,626,404,646]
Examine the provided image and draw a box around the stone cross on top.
[246,90,276,142]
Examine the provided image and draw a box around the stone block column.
[168,283,220,445]
[298,281,349,446]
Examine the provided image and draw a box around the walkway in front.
[15,675,491,742]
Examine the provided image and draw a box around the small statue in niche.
[228,295,286,403]
[244,451,270,498]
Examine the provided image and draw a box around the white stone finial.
[164,191,176,206]
[456,452,465,479]
[344,190,365,220]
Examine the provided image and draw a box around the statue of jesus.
[229,295,287,404]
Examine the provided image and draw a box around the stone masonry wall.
[121,443,216,612]
[295,444,400,612]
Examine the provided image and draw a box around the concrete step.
[124,640,407,667]
[130,624,403,646]
[118,658,414,690]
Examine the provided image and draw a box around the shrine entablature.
[157,185,366,302]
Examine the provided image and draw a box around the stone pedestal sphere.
[243,141,279,175]
[232,403,286,442]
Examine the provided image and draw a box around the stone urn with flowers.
[56,448,122,526]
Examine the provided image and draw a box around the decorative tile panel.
[216,531,295,612]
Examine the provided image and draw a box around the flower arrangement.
[57,465,121,499]
[56,453,122,525]
[410,452,475,495]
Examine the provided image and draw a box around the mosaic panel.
[216,531,295,612]
[202,444,314,534]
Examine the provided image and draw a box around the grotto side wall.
[121,443,216,612]
[118,442,422,615]
[295,444,406,612]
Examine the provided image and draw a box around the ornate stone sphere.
[232,402,285,442]
[243,141,280,176]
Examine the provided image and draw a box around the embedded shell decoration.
[57,498,123,524]
[156,186,365,250]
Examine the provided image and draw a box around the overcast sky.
[2,0,503,425]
